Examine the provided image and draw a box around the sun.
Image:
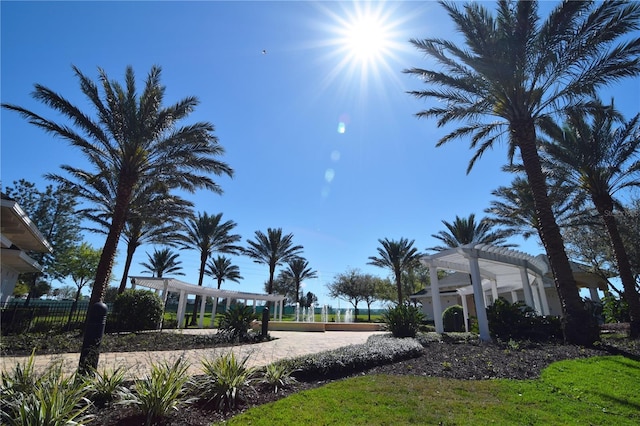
[343,13,391,64]
[314,1,411,95]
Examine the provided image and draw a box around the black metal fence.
[1,300,91,335]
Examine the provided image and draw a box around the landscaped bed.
[3,331,637,425]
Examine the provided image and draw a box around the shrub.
[486,297,562,342]
[119,357,192,425]
[111,289,164,332]
[194,352,257,411]
[601,293,630,323]
[278,334,423,381]
[442,305,465,332]
[218,304,257,341]
[382,304,424,338]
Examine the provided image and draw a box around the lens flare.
[324,168,335,183]
[331,150,341,162]
[337,122,346,133]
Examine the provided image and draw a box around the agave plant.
[84,366,129,408]
[195,352,257,411]
[259,363,297,394]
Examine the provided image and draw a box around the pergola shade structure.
[129,276,286,329]
[416,244,551,342]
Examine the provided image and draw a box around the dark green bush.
[382,304,424,338]
[278,334,423,381]
[218,305,257,341]
[486,297,561,342]
[110,290,163,332]
[442,305,465,332]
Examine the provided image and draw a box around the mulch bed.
[89,338,640,425]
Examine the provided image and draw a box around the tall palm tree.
[3,65,233,369]
[206,255,243,289]
[139,248,184,278]
[282,257,318,304]
[243,228,303,299]
[541,102,640,337]
[404,0,640,345]
[180,212,241,325]
[368,238,421,304]
[429,214,513,252]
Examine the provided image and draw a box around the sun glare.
[315,1,411,95]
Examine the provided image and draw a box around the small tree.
[58,242,101,328]
[327,269,372,321]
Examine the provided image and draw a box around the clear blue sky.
[2,1,638,307]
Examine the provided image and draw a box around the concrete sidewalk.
[1,330,386,379]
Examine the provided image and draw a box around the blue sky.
[2,1,639,308]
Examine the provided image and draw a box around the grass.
[215,355,640,425]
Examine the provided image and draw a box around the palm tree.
[368,238,421,304]
[541,102,640,337]
[72,175,193,293]
[180,212,241,325]
[282,257,318,304]
[243,228,303,301]
[486,175,588,243]
[429,214,513,252]
[206,255,243,289]
[139,248,184,278]
[3,65,233,369]
[404,1,640,345]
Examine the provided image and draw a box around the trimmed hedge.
[276,334,423,381]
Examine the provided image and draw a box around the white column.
[460,293,469,332]
[210,297,218,329]
[158,280,170,330]
[198,294,207,328]
[429,264,444,333]
[176,290,186,329]
[589,287,601,301]
[468,254,490,342]
[225,297,231,313]
[252,299,256,313]
[490,280,499,303]
[536,275,550,315]
[530,281,543,315]
[520,267,535,309]
[279,300,283,321]
[510,291,518,303]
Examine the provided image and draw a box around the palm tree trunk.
[395,270,403,305]
[594,195,640,338]
[118,241,138,294]
[515,121,598,346]
[190,253,208,326]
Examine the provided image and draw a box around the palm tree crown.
[368,237,421,304]
[2,65,234,307]
[429,214,512,252]
[282,257,318,304]
[139,248,184,278]
[404,0,639,345]
[243,228,303,295]
[206,255,243,289]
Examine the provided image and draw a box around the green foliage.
[442,305,465,332]
[1,354,93,425]
[111,289,163,332]
[120,358,192,425]
[278,334,423,381]
[85,366,128,408]
[602,293,630,323]
[218,304,257,341]
[258,363,297,394]
[486,298,562,342]
[382,304,425,338]
[195,352,257,411]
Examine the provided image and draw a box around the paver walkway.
[1,330,385,379]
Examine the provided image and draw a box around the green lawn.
[216,356,640,425]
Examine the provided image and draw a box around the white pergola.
[420,244,550,342]
[129,276,286,329]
